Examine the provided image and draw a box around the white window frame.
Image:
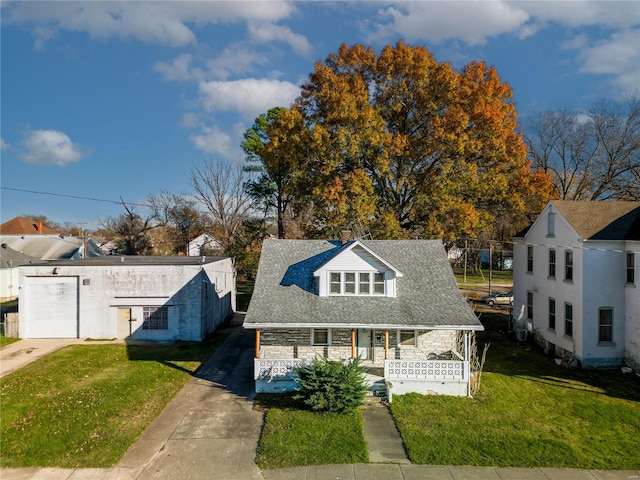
[397,330,416,347]
[598,308,613,343]
[548,297,556,331]
[328,271,386,296]
[527,291,533,320]
[564,303,573,338]
[627,252,635,285]
[142,306,169,330]
[527,245,534,273]
[564,250,573,282]
[547,212,555,237]
[548,249,556,278]
[311,328,331,346]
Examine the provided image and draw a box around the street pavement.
[1,319,638,480]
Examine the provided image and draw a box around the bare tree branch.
[188,159,257,250]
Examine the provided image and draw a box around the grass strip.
[391,314,640,469]
[0,337,226,468]
[0,335,20,348]
[255,394,368,469]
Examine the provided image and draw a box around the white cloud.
[154,53,200,82]
[206,44,269,80]
[198,78,300,121]
[4,1,297,49]
[374,2,530,45]
[20,129,91,167]
[248,22,313,57]
[0,139,10,151]
[579,29,640,94]
[518,1,640,29]
[189,124,236,158]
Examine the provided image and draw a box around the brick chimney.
[341,229,353,245]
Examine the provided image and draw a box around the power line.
[1,187,152,208]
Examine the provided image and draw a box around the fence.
[1,312,19,337]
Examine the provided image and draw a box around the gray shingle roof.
[244,239,482,330]
[21,255,228,267]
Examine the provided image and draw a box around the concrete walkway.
[2,325,638,480]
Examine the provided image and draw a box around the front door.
[357,329,372,360]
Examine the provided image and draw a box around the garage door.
[24,277,78,338]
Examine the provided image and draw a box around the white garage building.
[18,256,235,341]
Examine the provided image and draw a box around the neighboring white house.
[19,256,235,341]
[513,200,640,370]
[0,244,37,301]
[244,238,484,399]
[188,233,222,257]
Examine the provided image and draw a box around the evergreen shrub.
[293,357,367,413]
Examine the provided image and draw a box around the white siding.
[19,259,235,341]
[316,245,397,297]
[21,276,78,338]
[625,241,640,370]
[514,201,635,368]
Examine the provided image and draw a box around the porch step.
[365,377,387,398]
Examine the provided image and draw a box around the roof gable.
[313,240,403,277]
[551,200,640,240]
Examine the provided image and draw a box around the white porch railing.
[254,358,306,380]
[384,359,468,381]
[255,358,468,382]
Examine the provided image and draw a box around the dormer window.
[328,271,386,296]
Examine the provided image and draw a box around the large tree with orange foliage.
[283,41,553,241]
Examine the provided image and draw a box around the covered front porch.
[252,327,475,399]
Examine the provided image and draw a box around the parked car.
[480,292,513,306]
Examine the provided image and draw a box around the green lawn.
[453,268,513,285]
[255,394,368,469]
[255,313,640,470]
[0,335,20,348]
[390,314,640,469]
[237,280,255,312]
[0,337,226,468]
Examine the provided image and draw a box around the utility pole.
[463,238,468,284]
[488,243,493,295]
[78,222,88,258]
[182,220,190,256]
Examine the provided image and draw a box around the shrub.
[293,357,367,413]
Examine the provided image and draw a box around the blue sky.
[1,1,639,231]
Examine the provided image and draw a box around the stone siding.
[261,327,459,362]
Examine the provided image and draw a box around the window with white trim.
[547,212,555,236]
[565,250,573,281]
[548,298,556,330]
[398,330,416,346]
[527,246,533,273]
[627,253,635,284]
[330,272,341,294]
[142,306,168,330]
[564,303,573,338]
[598,308,613,343]
[527,291,533,320]
[328,271,385,296]
[312,328,330,346]
[549,249,556,278]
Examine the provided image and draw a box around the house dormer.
[313,241,403,298]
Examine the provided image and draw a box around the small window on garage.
[142,306,169,330]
